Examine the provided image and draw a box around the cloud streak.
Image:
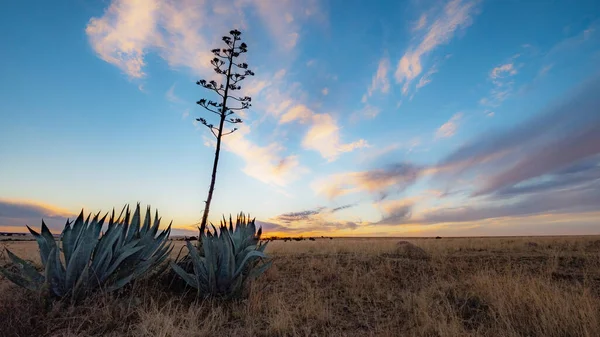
[0,199,75,232]
[480,54,520,107]
[395,0,479,94]
[314,163,422,200]
[366,57,391,99]
[435,113,462,139]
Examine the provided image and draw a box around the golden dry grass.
[1,236,600,337]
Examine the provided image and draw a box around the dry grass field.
[1,236,600,337]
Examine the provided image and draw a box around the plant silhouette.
[195,29,254,237]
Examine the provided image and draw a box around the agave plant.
[171,213,271,298]
[0,203,172,301]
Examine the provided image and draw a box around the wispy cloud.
[166,83,184,103]
[222,126,309,187]
[480,55,520,107]
[489,62,518,79]
[313,163,422,200]
[413,14,428,32]
[182,109,190,119]
[280,105,369,161]
[274,207,326,223]
[538,64,553,77]
[351,105,381,122]
[375,198,416,225]
[395,0,479,94]
[267,206,362,233]
[366,57,391,99]
[331,204,356,213]
[415,66,438,89]
[435,113,462,138]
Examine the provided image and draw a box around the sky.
[1,0,599,237]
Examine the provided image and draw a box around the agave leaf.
[153,226,172,255]
[218,229,236,287]
[91,222,121,273]
[72,261,91,299]
[0,249,44,291]
[102,244,144,280]
[93,213,106,241]
[0,267,38,291]
[107,208,116,229]
[70,211,86,250]
[65,220,99,290]
[152,209,160,236]
[106,257,154,292]
[116,204,128,224]
[5,249,44,285]
[119,205,131,246]
[234,250,267,278]
[77,212,92,246]
[202,235,217,293]
[186,240,202,279]
[92,240,114,282]
[126,203,141,243]
[234,244,255,266]
[140,205,151,236]
[40,219,57,252]
[61,221,74,266]
[257,240,269,253]
[104,272,135,293]
[170,262,198,289]
[45,247,66,297]
[153,244,173,268]
[27,225,50,267]
[248,260,272,280]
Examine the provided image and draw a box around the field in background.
[1,236,600,336]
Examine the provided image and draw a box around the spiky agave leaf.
[0,249,45,291]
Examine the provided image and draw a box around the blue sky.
[1,0,599,236]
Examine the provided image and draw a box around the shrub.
[171,213,271,299]
[0,204,172,301]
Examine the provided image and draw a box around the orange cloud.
[222,125,309,187]
[0,198,75,232]
[280,104,369,161]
